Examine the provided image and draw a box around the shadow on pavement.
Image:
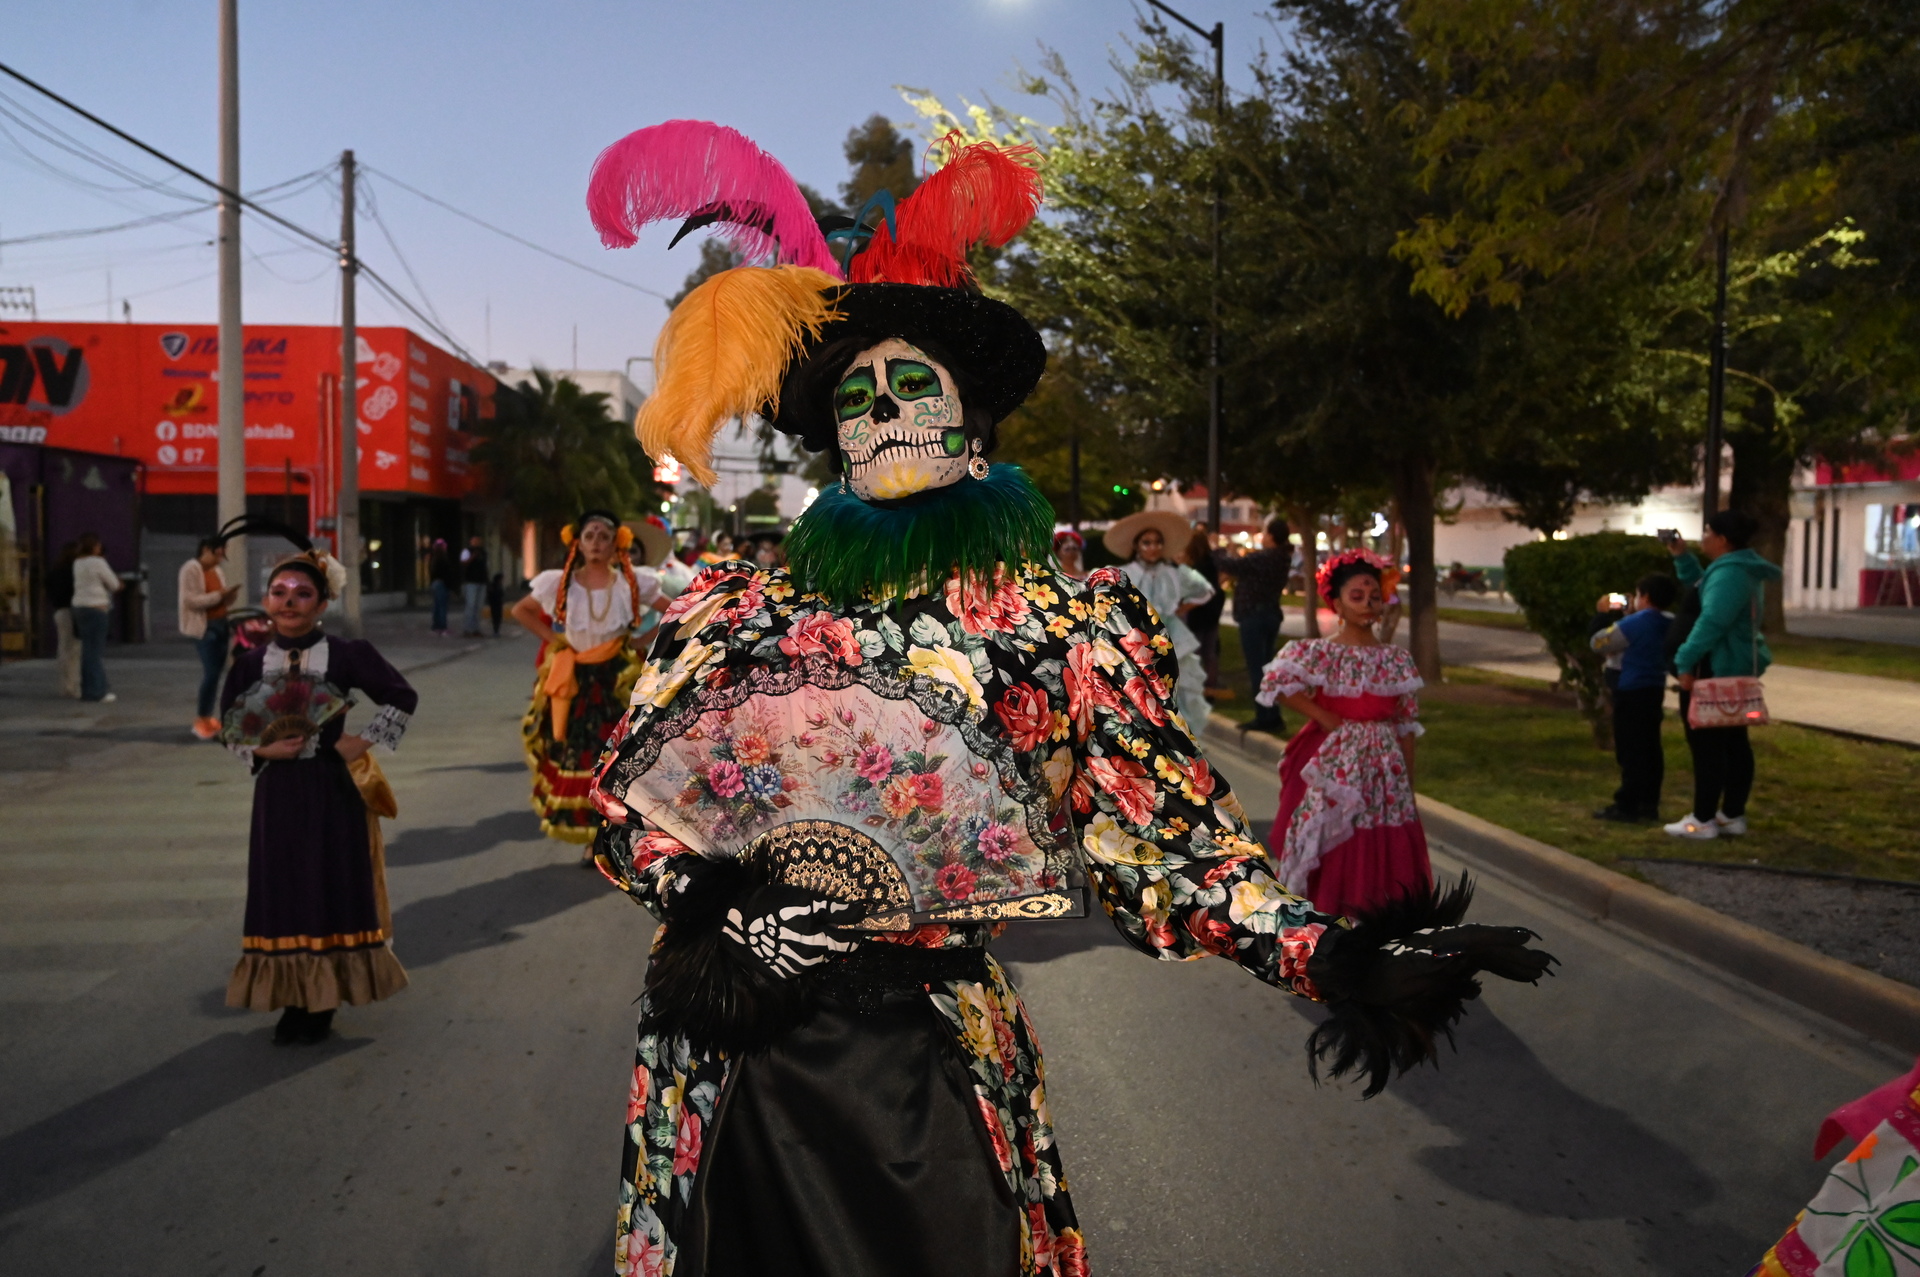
[385,809,544,867]
[392,861,611,969]
[994,906,1127,966]
[0,1031,364,1216]
[1387,1007,1757,1275]
[579,1229,617,1276]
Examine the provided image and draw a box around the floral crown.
[1316,548,1401,603]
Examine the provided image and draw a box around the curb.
[1201,712,1920,1055]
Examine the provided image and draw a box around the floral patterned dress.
[1256,639,1432,919]
[589,560,1345,1277]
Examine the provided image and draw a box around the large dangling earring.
[967,441,989,481]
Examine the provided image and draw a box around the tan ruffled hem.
[226,945,409,1013]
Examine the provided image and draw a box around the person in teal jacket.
[1665,508,1782,840]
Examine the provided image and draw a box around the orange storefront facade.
[0,320,491,515]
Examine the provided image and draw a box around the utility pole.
[338,150,362,636]
[1702,225,1730,525]
[1145,0,1224,533]
[216,0,246,593]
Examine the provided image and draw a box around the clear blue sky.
[2,0,1272,379]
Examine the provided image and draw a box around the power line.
[363,181,450,337]
[362,165,669,300]
[0,205,212,247]
[0,61,338,257]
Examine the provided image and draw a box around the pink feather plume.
[587,120,838,275]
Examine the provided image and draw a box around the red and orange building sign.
[0,321,492,525]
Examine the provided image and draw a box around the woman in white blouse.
[70,532,123,703]
[511,511,669,847]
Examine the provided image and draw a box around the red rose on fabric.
[1186,911,1235,956]
[1084,566,1124,588]
[991,1007,1017,1078]
[1117,626,1158,671]
[1084,754,1156,826]
[1145,915,1177,949]
[1122,675,1169,726]
[661,566,734,622]
[1057,1229,1090,1277]
[1069,773,1094,815]
[671,1109,702,1177]
[976,1095,1015,1172]
[1027,1205,1054,1271]
[935,862,978,901]
[778,611,863,665]
[994,683,1054,752]
[1200,856,1244,888]
[625,1065,650,1124]
[1182,756,1217,801]
[907,772,945,812]
[872,924,952,949]
[1064,642,1125,737]
[711,581,766,626]
[1279,923,1326,982]
[945,572,1030,635]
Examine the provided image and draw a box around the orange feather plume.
[636,265,840,487]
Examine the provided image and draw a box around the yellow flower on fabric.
[766,579,794,602]
[1229,878,1285,924]
[1050,710,1072,742]
[955,981,997,1062]
[1067,598,1089,620]
[632,642,715,709]
[906,645,985,710]
[1043,746,1074,800]
[1153,754,1183,786]
[1083,812,1163,865]
[1216,790,1248,823]
[1023,582,1059,608]
[1045,614,1073,639]
[1123,733,1151,759]
[1151,632,1173,655]
[1218,833,1266,860]
[1091,594,1114,624]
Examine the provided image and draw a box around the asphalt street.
[0,626,1907,1276]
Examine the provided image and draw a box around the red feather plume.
[850,134,1043,288]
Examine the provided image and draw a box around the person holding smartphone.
[1590,574,1680,822]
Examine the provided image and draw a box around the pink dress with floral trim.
[1256,639,1432,919]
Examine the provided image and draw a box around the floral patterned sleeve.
[1060,569,1341,1000]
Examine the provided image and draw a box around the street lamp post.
[1702,225,1729,525]
[1145,0,1224,534]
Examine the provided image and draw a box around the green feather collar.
[785,464,1056,604]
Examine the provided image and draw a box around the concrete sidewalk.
[1266,609,1920,747]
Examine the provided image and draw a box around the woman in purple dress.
[220,554,417,1045]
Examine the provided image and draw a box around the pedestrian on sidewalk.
[46,540,81,698]
[1218,515,1292,734]
[1184,528,1226,694]
[1590,573,1678,822]
[179,536,243,739]
[220,550,415,1045]
[1664,510,1781,841]
[459,535,488,637]
[1257,548,1432,918]
[511,510,662,849]
[70,533,121,703]
[486,571,505,636]
[427,538,455,634]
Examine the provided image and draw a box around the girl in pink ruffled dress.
[1255,549,1433,918]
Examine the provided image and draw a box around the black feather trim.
[636,857,821,1056]
[1303,874,1480,1098]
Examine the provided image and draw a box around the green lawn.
[1434,606,1533,631]
[1418,667,1920,883]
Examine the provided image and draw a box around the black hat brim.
[772,283,1046,454]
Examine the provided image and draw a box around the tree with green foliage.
[473,369,658,537]
[840,114,923,212]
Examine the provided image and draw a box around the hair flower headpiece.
[1316,548,1400,603]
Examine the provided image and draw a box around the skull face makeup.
[833,338,973,500]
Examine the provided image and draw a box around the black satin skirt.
[677,988,1022,1277]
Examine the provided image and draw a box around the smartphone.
[1605,592,1629,610]
[1656,528,1680,546]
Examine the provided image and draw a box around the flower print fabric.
[1257,639,1433,917]
[591,559,1349,1276]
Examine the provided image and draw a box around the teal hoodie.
[1673,548,1782,678]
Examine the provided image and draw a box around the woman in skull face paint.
[580,120,1555,1277]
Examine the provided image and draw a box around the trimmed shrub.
[1503,532,1677,744]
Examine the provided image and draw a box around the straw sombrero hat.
[629,516,673,568]
[1102,509,1194,562]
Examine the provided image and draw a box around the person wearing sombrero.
[219,544,415,1044]
[1255,549,1434,918]
[512,510,672,846]
[1105,509,1215,732]
[577,120,1554,1277]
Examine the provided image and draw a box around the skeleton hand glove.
[720,885,865,979]
[1347,924,1555,1006]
